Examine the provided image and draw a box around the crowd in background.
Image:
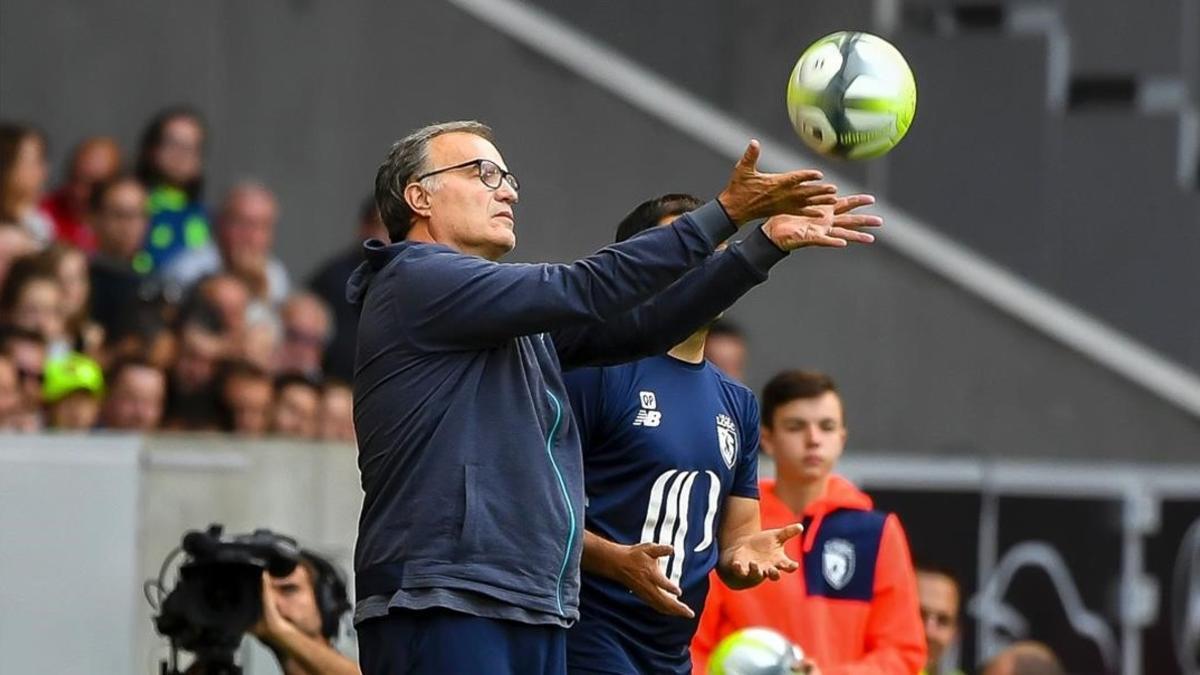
[0,107,380,440]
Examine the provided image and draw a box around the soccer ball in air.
[786,31,917,160]
[708,627,806,675]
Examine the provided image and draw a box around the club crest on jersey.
[633,390,661,427]
[715,414,738,469]
[822,538,856,590]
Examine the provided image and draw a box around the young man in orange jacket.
[691,370,926,675]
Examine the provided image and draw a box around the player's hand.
[251,571,300,645]
[762,194,882,250]
[723,523,803,587]
[796,658,822,675]
[717,140,838,225]
[615,543,695,619]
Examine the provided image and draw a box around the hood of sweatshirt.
[346,238,406,305]
[760,475,874,553]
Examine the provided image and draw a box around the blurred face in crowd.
[705,333,747,381]
[0,226,37,288]
[217,186,277,281]
[0,357,21,425]
[6,337,46,407]
[49,391,101,430]
[93,179,149,262]
[7,134,48,207]
[319,384,355,442]
[267,563,323,639]
[273,381,319,439]
[55,247,90,322]
[200,275,250,337]
[241,318,279,373]
[223,373,274,437]
[154,116,204,187]
[279,295,330,375]
[409,132,518,260]
[762,391,847,486]
[103,364,166,431]
[65,138,121,212]
[11,277,65,343]
[918,570,961,671]
[173,326,224,392]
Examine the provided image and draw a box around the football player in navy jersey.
[563,193,881,674]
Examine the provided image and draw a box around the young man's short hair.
[614,193,704,243]
[760,370,840,428]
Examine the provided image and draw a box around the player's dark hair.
[760,370,841,429]
[707,319,745,340]
[614,193,705,243]
[374,120,495,243]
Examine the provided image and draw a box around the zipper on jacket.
[543,389,576,616]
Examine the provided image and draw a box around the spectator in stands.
[0,255,67,351]
[980,641,1064,675]
[0,221,39,289]
[243,303,282,374]
[162,182,290,306]
[89,175,151,336]
[692,370,925,675]
[318,379,355,443]
[917,564,965,675]
[272,374,320,439]
[218,359,275,437]
[101,357,166,431]
[0,123,52,245]
[163,303,226,430]
[135,107,209,274]
[197,273,251,341]
[308,196,387,381]
[0,354,24,430]
[704,319,748,381]
[277,292,331,378]
[0,326,46,431]
[103,303,176,372]
[42,352,104,430]
[39,243,103,356]
[40,136,121,251]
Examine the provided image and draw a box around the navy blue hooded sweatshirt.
[347,201,787,628]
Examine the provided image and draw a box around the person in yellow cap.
[43,352,104,430]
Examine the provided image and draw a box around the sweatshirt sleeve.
[396,201,736,349]
[826,514,927,675]
[552,226,786,370]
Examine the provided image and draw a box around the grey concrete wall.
[2,0,1197,458]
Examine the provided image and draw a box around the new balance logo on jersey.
[633,390,661,427]
[716,413,738,469]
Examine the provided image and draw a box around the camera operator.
[183,549,360,675]
[252,550,360,675]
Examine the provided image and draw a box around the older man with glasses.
[348,120,878,675]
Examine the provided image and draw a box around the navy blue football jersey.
[564,355,760,674]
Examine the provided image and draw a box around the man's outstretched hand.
[762,194,883,251]
[717,140,838,225]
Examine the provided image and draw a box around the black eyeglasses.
[414,158,519,192]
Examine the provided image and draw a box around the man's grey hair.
[374,120,494,242]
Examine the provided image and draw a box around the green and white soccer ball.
[786,31,917,160]
[708,627,805,675]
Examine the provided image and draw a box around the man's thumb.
[736,139,761,172]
